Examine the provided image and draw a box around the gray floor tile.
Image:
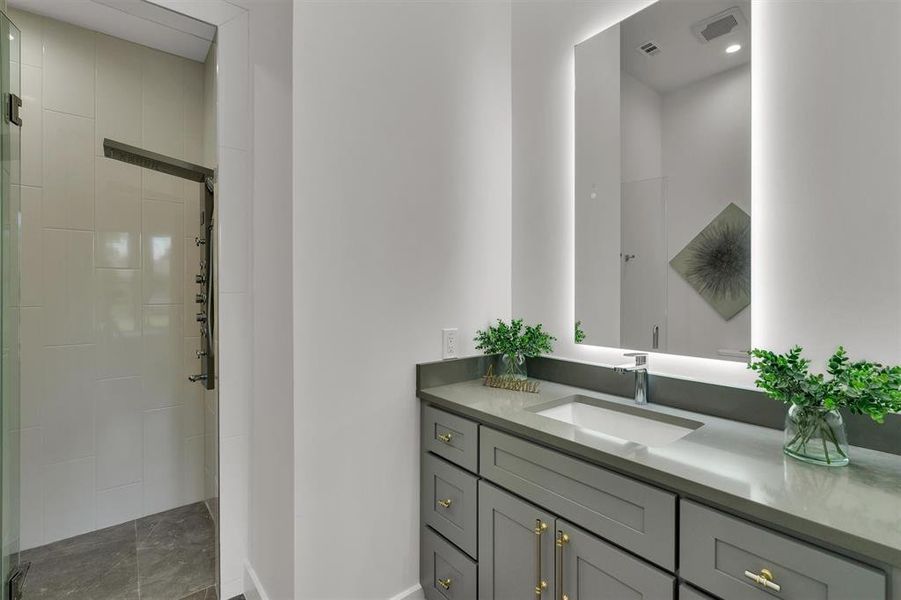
[137,502,216,600]
[21,521,138,600]
[179,585,217,600]
[21,502,216,600]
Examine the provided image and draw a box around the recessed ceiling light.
[726,44,741,54]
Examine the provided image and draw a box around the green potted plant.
[749,346,901,466]
[474,319,556,380]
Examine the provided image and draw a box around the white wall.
[662,64,751,359]
[753,0,901,366]
[246,1,294,599]
[511,0,753,386]
[12,8,212,549]
[293,1,511,597]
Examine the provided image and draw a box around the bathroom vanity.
[417,358,901,600]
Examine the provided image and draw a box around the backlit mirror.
[574,0,751,361]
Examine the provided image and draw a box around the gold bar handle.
[437,577,452,590]
[556,531,570,600]
[534,520,548,596]
[437,432,453,444]
[744,569,781,592]
[437,498,453,509]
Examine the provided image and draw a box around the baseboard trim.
[243,562,270,600]
[388,583,423,600]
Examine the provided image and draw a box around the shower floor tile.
[20,501,216,600]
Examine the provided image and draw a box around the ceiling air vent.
[691,7,747,43]
[637,41,661,57]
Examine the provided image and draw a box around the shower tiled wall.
[11,8,213,549]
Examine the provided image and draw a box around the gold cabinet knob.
[534,580,548,596]
[437,432,453,443]
[437,577,452,590]
[437,498,453,509]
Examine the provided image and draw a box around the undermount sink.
[531,395,703,447]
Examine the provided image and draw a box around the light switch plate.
[442,328,458,359]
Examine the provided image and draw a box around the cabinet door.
[479,481,556,600]
[556,519,674,600]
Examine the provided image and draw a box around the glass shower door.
[1,12,21,599]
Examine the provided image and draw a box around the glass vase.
[783,404,849,467]
[500,352,527,380]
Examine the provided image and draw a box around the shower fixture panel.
[103,138,216,390]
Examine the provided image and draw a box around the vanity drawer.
[680,500,885,600]
[421,525,478,600]
[423,404,479,473]
[479,427,677,570]
[422,452,478,558]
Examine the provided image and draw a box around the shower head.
[103,139,214,183]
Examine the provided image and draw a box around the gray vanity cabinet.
[478,481,556,600]
[680,500,886,600]
[556,519,675,600]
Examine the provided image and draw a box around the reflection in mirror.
[575,0,750,361]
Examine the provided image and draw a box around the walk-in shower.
[103,138,217,391]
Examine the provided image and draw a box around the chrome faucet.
[613,352,648,405]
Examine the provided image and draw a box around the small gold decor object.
[482,364,540,393]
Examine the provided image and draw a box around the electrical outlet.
[442,328,458,360]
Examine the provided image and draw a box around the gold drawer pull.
[437,432,453,444]
[437,498,453,509]
[556,531,570,600]
[437,577,452,590]
[534,520,548,596]
[744,568,781,592]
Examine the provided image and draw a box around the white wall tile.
[42,344,96,463]
[42,229,95,346]
[43,110,94,230]
[43,457,95,543]
[20,185,41,306]
[142,48,185,159]
[20,307,42,430]
[142,406,184,514]
[143,170,186,204]
[95,33,142,155]
[217,13,249,151]
[142,199,184,304]
[95,482,142,529]
[20,65,41,187]
[184,182,202,236]
[95,269,142,379]
[183,337,204,437]
[141,305,183,409]
[217,147,249,293]
[95,157,141,269]
[183,435,204,504]
[184,59,205,164]
[9,9,43,69]
[19,426,43,549]
[42,18,94,118]
[95,377,143,490]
